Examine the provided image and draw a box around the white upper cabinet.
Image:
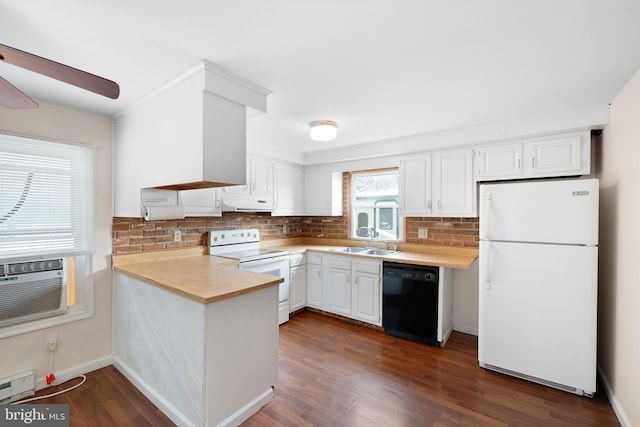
[476,130,590,182]
[432,149,475,217]
[476,143,524,180]
[179,188,222,217]
[249,156,273,197]
[303,166,343,216]
[399,154,432,216]
[219,157,305,215]
[219,156,274,211]
[400,148,475,217]
[221,156,273,197]
[273,162,304,216]
[527,133,585,177]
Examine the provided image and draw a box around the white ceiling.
[2,1,640,157]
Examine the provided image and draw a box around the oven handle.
[239,255,290,268]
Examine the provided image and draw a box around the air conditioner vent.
[0,258,66,328]
[5,259,63,276]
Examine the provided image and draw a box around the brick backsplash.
[112,214,478,254]
[112,213,303,254]
[404,217,479,247]
[112,173,478,254]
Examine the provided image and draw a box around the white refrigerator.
[478,178,598,396]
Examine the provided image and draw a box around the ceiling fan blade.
[0,75,39,109]
[0,44,120,99]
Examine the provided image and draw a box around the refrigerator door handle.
[482,191,492,240]
[483,241,492,289]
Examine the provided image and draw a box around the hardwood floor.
[243,311,619,427]
[24,311,619,426]
[21,365,174,427]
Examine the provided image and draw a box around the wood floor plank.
[243,310,620,427]
[17,311,619,426]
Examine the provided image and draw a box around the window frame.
[0,132,96,337]
[350,168,402,242]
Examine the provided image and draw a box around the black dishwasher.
[382,262,440,346]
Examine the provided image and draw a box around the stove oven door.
[238,255,290,325]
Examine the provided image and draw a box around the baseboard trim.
[113,356,196,427]
[453,323,478,336]
[215,387,274,427]
[35,355,113,391]
[597,364,631,427]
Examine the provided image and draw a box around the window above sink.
[350,169,401,242]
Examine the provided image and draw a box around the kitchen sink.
[332,246,369,253]
[332,247,399,256]
[363,248,399,256]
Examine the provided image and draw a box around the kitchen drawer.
[289,253,306,267]
[329,257,351,270]
[354,260,381,275]
[307,253,323,266]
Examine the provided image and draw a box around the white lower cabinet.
[320,255,382,326]
[289,254,307,312]
[327,257,352,316]
[352,260,382,325]
[306,253,323,309]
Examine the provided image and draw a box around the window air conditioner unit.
[0,259,67,328]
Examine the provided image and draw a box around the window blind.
[0,133,96,260]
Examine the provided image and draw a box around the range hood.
[220,195,273,212]
[113,61,271,217]
[151,62,271,191]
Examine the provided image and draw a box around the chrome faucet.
[379,238,388,250]
[358,226,375,248]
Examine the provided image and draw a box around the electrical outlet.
[418,228,429,239]
[46,334,58,351]
[283,225,287,234]
[174,229,182,242]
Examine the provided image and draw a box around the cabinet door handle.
[531,157,536,169]
[517,158,521,169]
[427,200,432,209]
[438,201,442,209]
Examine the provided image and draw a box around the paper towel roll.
[143,206,185,221]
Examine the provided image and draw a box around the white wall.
[599,69,640,427]
[452,260,479,335]
[0,102,113,386]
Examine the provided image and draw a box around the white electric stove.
[208,229,290,325]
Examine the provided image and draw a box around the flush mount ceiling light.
[309,120,338,142]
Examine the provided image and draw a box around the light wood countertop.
[113,248,283,304]
[112,239,477,304]
[264,238,478,269]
